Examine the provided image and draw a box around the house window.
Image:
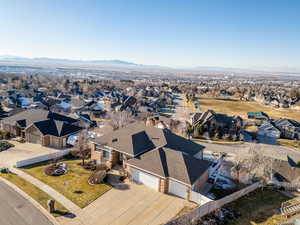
[103,150,110,160]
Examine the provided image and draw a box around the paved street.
[0,180,54,225]
[201,141,300,162]
[172,94,190,121]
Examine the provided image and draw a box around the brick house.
[1,109,82,149]
[90,122,211,199]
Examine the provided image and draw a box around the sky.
[0,0,300,71]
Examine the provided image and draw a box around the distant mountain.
[0,56,140,66]
[1,55,299,73]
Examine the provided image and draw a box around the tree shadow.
[106,174,130,190]
[53,210,76,218]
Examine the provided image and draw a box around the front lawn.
[226,189,289,225]
[22,159,112,208]
[0,173,69,217]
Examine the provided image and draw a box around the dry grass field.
[198,98,300,121]
[227,189,289,225]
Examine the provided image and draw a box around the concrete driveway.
[0,180,54,225]
[57,180,195,225]
[0,141,60,167]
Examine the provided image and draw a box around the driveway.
[0,141,60,167]
[0,180,54,225]
[57,180,195,225]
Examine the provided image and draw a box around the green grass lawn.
[226,189,289,225]
[0,173,69,217]
[22,159,112,208]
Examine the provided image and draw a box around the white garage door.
[131,168,159,190]
[168,179,188,199]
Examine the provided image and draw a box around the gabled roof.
[127,147,211,185]
[2,109,78,128]
[274,118,300,128]
[32,120,82,137]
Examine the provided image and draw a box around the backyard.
[197,98,300,121]
[22,159,112,208]
[226,189,289,225]
[0,172,69,217]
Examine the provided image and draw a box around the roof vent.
[112,138,118,142]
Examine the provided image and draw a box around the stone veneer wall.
[159,177,169,193]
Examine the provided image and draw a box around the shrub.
[88,170,107,185]
[0,131,11,140]
[44,163,67,176]
[0,140,14,152]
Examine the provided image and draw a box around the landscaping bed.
[22,159,112,208]
[0,172,69,217]
[0,140,14,152]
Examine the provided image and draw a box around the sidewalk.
[10,167,81,213]
[0,176,60,225]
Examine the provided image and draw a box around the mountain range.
[0,55,299,74]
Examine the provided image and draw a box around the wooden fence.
[165,181,261,225]
[190,191,212,205]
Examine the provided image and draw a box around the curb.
[0,176,60,225]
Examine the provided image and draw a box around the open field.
[22,159,112,208]
[0,173,69,217]
[198,98,300,121]
[227,189,289,225]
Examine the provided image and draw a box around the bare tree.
[231,144,274,184]
[71,130,91,166]
[108,111,134,130]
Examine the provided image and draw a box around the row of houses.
[258,118,300,139]
[0,106,213,200]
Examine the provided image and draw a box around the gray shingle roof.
[2,109,78,127]
[127,147,211,185]
[2,109,82,137]
[33,120,82,137]
[93,122,204,157]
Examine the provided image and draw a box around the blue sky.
[0,0,299,71]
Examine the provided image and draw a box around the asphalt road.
[0,181,54,225]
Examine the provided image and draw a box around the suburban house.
[258,121,281,139]
[273,118,300,140]
[191,110,243,140]
[1,109,82,148]
[90,122,211,199]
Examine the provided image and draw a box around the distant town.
[0,59,300,225]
